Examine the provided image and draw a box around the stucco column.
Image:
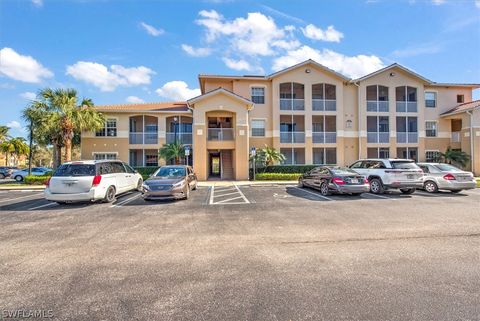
[193,110,207,180]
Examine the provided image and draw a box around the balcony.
[396,101,417,113]
[129,132,158,144]
[312,132,337,144]
[280,99,305,111]
[166,132,193,145]
[312,99,336,111]
[396,132,418,144]
[208,128,234,141]
[280,131,305,143]
[451,131,461,143]
[367,101,389,112]
[367,132,390,143]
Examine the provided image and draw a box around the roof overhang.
[187,87,254,110]
[268,59,351,82]
[352,63,432,84]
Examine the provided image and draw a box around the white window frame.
[425,150,440,163]
[424,91,437,108]
[92,152,118,160]
[96,118,118,137]
[425,121,437,137]
[457,94,464,103]
[251,86,265,104]
[251,119,266,137]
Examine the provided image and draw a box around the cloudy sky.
[1,0,479,137]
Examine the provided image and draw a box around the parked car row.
[0,166,52,181]
[298,158,477,196]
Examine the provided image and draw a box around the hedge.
[255,173,302,181]
[134,167,159,180]
[25,175,51,185]
[256,165,328,174]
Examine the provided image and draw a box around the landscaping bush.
[25,175,51,185]
[255,173,302,181]
[476,178,480,188]
[260,165,321,174]
[134,167,159,180]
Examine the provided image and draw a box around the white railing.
[280,99,305,111]
[280,131,305,143]
[166,132,193,145]
[129,132,158,144]
[367,100,389,112]
[367,132,390,143]
[396,101,418,113]
[312,99,336,111]
[396,132,418,143]
[208,128,234,141]
[451,131,461,143]
[312,132,337,144]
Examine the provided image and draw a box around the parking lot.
[1,185,480,320]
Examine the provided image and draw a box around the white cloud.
[391,42,442,58]
[155,81,201,101]
[66,61,155,92]
[431,0,446,4]
[272,45,384,79]
[139,22,164,36]
[476,0,480,8]
[20,92,36,100]
[0,48,53,83]
[181,44,212,57]
[126,96,145,104]
[301,24,344,42]
[222,57,253,71]
[32,0,43,7]
[6,120,22,130]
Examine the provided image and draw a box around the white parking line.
[111,193,142,207]
[292,186,333,201]
[28,202,57,210]
[209,184,250,205]
[234,184,250,204]
[0,192,43,204]
[213,191,240,198]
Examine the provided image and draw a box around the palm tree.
[0,139,14,166]
[0,137,28,166]
[440,147,470,167]
[257,145,285,167]
[31,88,104,165]
[0,125,10,143]
[159,142,185,165]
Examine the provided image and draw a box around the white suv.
[350,159,424,194]
[45,160,144,204]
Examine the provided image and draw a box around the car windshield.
[53,164,96,177]
[434,164,463,172]
[155,167,186,178]
[331,167,358,175]
[391,161,419,169]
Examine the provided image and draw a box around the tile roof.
[94,101,189,112]
[441,100,480,116]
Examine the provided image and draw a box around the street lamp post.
[173,116,178,143]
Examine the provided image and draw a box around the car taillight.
[45,177,51,187]
[332,177,346,185]
[443,173,456,180]
[364,178,369,184]
[92,175,102,186]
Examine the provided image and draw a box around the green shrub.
[25,175,51,185]
[476,178,480,188]
[260,165,325,174]
[134,167,159,180]
[255,173,302,181]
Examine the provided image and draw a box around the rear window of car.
[331,168,358,175]
[53,164,96,177]
[391,161,419,169]
[434,164,463,172]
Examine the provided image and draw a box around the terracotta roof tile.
[441,100,480,116]
[94,101,188,112]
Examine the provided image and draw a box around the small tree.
[440,147,470,168]
[159,142,185,165]
[257,145,286,167]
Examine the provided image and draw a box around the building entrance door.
[209,153,221,178]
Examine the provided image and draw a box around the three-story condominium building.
[81,60,480,180]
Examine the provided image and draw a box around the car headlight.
[142,183,150,191]
[172,181,184,188]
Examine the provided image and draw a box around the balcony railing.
[280,99,305,111]
[451,131,461,143]
[367,101,389,112]
[396,132,418,144]
[208,128,234,141]
[166,132,193,145]
[312,99,336,111]
[367,132,390,143]
[280,131,305,143]
[312,132,337,144]
[396,101,418,113]
[129,132,158,144]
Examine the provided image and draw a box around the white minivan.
[45,160,143,204]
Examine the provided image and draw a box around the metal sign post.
[250,147,256,181]
[185,146,190,166]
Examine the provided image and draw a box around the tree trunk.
[53,144,62,169]
[64,139,72,162]
[4,153,7,166]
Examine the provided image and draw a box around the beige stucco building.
[81,60,480,179]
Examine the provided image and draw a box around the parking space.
[208,184,250,205]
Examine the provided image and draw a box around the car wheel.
[369,178,384,194]
[451,189,462,193]
[103,186,116,203]
[320,182,330,196]
[184,185,190,200]
[400,188,416,195]
[423,180,438,193]
[15,175,23,182]
[136,179,143,192]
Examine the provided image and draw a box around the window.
[367,148,390,158]
[110,162,126,173]
[425,151,440,162]
[425,92,436,108]
[96,118,117,137]
[145,154,158,167]
[366,85,389,101]
[457,94,464,103]
[397,147,418,161]
[279,82,304,110]
[312,148,336,164]
[396,86,417,102]
[425,121,437,137]
[94,153,117,160]
[312,83,336,100]
[251,120,265,137]
[251,87,265,104]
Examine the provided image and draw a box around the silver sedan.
[417,163,476,193]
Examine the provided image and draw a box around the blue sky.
[1,0,479,138]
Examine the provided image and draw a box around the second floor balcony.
[367,132,390,144]
[396,132,418,144]
[396,101,418,113]
[129,132,158,144]
[312,99,336,111]
[208,128,234,141]
[312,132,336,144]
[166,132,193,145]
[280,131,305,144]
[367,100,389,112]
[280,98,305,111]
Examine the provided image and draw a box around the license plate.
[350,179,359,184]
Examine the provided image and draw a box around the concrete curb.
[198,180,298,187]
[0,185,46,191]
